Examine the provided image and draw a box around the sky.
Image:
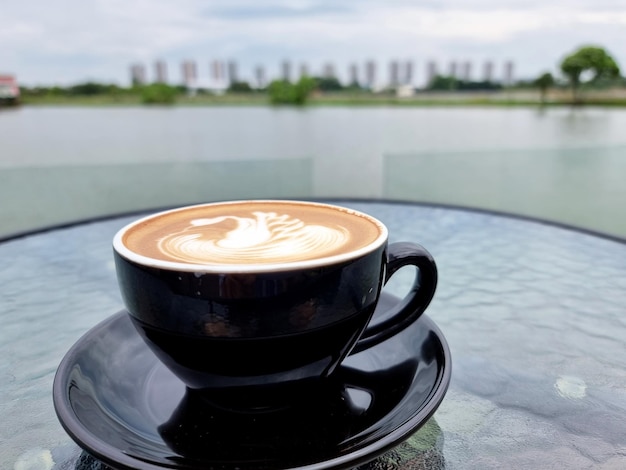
[2,0,626,87]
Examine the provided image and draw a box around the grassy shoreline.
[15,89,626,108]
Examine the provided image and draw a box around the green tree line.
[21,82,187,104]
[532,45,621,103]
[18,45,624,106]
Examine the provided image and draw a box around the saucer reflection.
[156,359,425,467]
[73,418,445,470]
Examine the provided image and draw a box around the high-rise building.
[348,63,359,86]
[227,61,238,84]
[403,60,413,85]
[130,63,146,86]
[181,60,197,87]
[448,61,458,79]
[211,60,224,81]
[365,60,376,89]
[426,61,438,86]
[255,65,266,88]
[299,63,309,79]
[389,60,400,87]
[154,60,167,83]
[503,61,514,86]
[281,60,291,82]
[483,61,494,82]
[323,63,336,79]
[461,61,472,82]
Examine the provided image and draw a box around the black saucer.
[53,293,451,470]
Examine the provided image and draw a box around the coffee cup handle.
[351,242,438,355]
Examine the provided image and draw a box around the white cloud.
[1,0,626,84]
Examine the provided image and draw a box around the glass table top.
[1,200,626,469]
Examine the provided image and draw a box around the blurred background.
[1,0,626,238]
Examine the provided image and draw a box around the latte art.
[117,200,386,270]
[158,211,350,264]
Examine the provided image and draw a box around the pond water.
[1,105,625,238]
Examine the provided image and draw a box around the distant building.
[448,61,458,79]
[461,61,472,82]
[255,65,266,88]
[130,63,147,86]
[323,63,336,79]
[154,60,167,83]
[396,84,415,98]
[211,60,225,81]
[503,61,514,86]
[365,61,377,89]
[426,61,438,87]
[299,63,309,79]
[389,60,400,87]
[0,75,20,104]
[348,63,359,86]
[207,61,228,93]
[181,60,197,87]
[281,60,291,82]
[403,60,413,86]
[227,61,238,84]
[483,61,494,82]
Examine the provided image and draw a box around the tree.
[228,81,253,93]
[533,72,555,104]
[267,77,316,105]
[427,75,458,91]
[267,80,295,104]
[560,46,620,102]
[425,75,501,92]
[294,76,316,103]
[314,76,343,92]
[140,84,178,104]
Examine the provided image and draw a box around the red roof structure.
[0,75,20,99]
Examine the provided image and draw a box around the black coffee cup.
[112,200,437,395]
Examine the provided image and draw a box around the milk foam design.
[158,211,350,264]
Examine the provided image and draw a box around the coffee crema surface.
[119,201,385,268]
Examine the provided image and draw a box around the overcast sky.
[2,0,626,86]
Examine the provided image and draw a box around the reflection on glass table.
[1,200,626,469]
